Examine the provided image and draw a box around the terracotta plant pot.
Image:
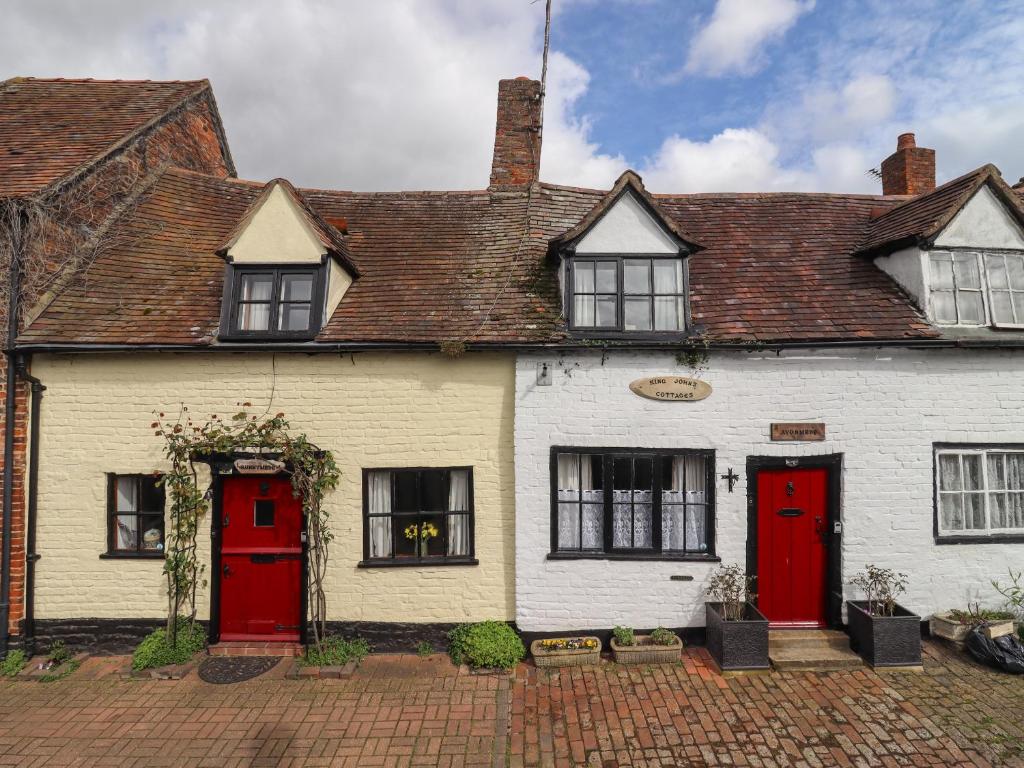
[610,634,682,665]
[530,637,601,668]
[705,602,769,672]
[847,600,921,668]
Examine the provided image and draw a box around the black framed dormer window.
[567,255,688,335]
[104,474,165,558]
[222,264,326,340]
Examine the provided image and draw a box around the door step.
[769,630,864,671]
[208,641,304,658]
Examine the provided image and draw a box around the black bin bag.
[965,626,1024,674]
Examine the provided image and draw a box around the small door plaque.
[770,423,826,442]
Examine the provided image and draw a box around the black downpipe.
[15,358,43,656]
[1,205,25,659]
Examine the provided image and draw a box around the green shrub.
[448,621,525,670]
[132,619,206,671]
[649,627,678,646]
[48,640,70,665]
[1,649,27,677]
[612,626,635,647]
[416,640,434,657]
[301,636,371,667]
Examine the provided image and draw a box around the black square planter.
[705,602,769,671]
[846,600,922,668]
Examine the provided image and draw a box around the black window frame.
[548,447,717,561]
[359,466,477,567]
[933,442,1024,544]
[219,261,327,341]
[565,254,691,339]
[102,473,166,559]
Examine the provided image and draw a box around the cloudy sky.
[3,0,1022,193]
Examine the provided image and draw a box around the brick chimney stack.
[489,77,542,190]
[880,132,935,196]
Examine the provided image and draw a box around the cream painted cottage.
[1,75,1022,656]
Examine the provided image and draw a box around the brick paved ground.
[511,640,1024,768]
[0,640,1021,767]
[0,654,508,767]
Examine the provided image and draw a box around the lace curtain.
[612,490,652,548]
[557,454,602,549]
[448,470,471,556]
[662,455,707,552]
[367,471,392,558]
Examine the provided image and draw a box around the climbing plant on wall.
[152,406,339,651]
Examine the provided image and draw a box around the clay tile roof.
[217,178,360,277]
[18,165,939,347]
[549,169,704,253]
[0,77,213,197]
[858,164,1024,256]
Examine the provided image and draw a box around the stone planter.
[705,602,769,672]
[982,620,1016,640]
[530,637,602,668]
[610,634,682,665]
[847,600,922,668]
[930,611,972,644]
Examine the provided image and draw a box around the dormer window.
[229,266,324,338]
[928,250,1024,328]
[569,256,686,332]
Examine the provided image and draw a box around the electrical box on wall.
[536,361,552,386]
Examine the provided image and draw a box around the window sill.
[100,551,165,560]
[547,552,719,563]
[357,558,479,568]
[935,534,1024,545]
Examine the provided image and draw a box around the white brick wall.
[514,348,1024,632]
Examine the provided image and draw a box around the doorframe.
[745,454,843,629]
[207,458,309,646]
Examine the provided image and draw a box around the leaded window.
[569,257,687,333]
[936,447,1024,538]
[552,449,714,557]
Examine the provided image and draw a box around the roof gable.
[550,170,703,255]
[933,184,1024,249]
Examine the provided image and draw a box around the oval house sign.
[629,376,712,402]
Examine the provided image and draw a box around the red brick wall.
[0,90,232,636]
[881,133,935,196]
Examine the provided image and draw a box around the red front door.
[219,476,303,642]
[756,467,828,627]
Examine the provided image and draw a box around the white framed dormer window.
[928,249,1024,328]
[935,446,1024,542]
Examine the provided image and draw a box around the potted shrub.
[609,626,682,665]
[704,564,769,672]
[931,606,1017,644]
[847,564,921,667]
[530,636,601,667]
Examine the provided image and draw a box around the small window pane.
[930,256,954,289]
[574,295,595,327]
[931,291,957,324]
[116,477,139,512]
[964,493,986,529]
[278,304,311,332]
[954,253,981,289]
[240,274,274,302]
[420,470,448,511]
[654,296,684,330]
[1008,255,1024,289]
[940,494,963,530]
[1013,294,1024,325]
[985,254,1009,289]
[962,454,983,490]
[595,296,617,327]
[573,261,595,293]
[254,500,275,527]
[623,260,651,294]
[595,261,617,292]
[114,515,140,549]
[240,302,271,331]
[281,274,314,302]
[958,292,985,325]
[653,260,684,294]
[623,296,652,331]
[938,455,962,491]
[139,515,164,551]
[393,472,418,513]
[990,291,1015,325]
[987,454,1006,489]
[1006,453,1024,490]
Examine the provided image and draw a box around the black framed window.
[223,264,325,340]
[568,256,687,334]
[551,448,715,559]
[106,474,165,557]
[361,467,475,565]
[935,445,1024,542]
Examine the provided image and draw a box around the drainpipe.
[1,204,25,659]
[15,358,43,656]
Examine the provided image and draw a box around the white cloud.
[685,0,815,77]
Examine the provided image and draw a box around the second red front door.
[756,467,828,627]
[220,476,303,642]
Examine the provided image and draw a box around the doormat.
[198,656,280,684]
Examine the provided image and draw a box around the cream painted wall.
[935,186,1024,249]
[326,260,353,321]
[575,192,678,254]
[228,184,328,264]
[31,352,515,623]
